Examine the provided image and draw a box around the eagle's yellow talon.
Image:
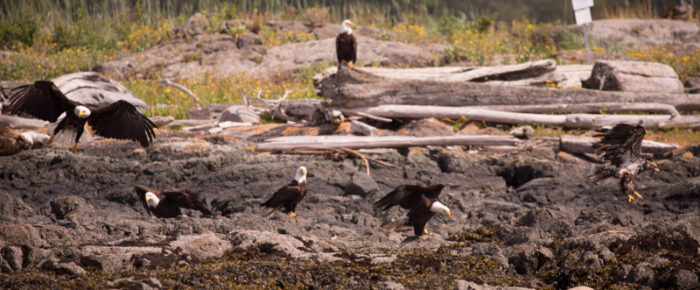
[48,136,55,145]
[424,230,433,236]
[348,61,354,68]
[628,194,636,203]
[419,235,428,240]
[71,143,78,153]
[634,191,643,199]
[289,212,297,218]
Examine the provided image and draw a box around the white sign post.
[572,0,594,64]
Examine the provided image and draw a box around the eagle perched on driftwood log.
[7,81,156,152]
[590,124,659,203]
[336,19,357,68]
[375,183,451,239]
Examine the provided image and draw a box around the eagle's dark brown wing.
[594,124,646,167]
[261,181,304,210]
[134,184,158,216]
[161,189,211,216]
[87,100,156,147]
[7,81,76,122]
[336,32,356,64]
[375,184,428,210]
[423,184,445,199]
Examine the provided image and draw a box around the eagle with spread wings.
[589,124,659,203]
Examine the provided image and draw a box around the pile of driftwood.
[315,64,700,131]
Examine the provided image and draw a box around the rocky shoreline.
[0,131,698,288]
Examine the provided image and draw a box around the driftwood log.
[559,135,679,156]
[477,102,680,117]
[256,135,521,151]
[0,115,48,130]
[316,59,563,85]
[345,105,700,129]
[318,66,700,111]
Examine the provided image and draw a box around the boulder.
[507,244,553,275]
[219,105,260,124]
[0,224,41,247]
[456,280,533,290]
[627,262,654,286]
[52,72,147,109]
[228,230,338,261]
[236,32,262,49]
[0,191,33,221]
[344,172,379,197]
[657,268,699,290]
[582,60,684,93]
[168,232,232,262]
[1,246,23,272]
[183,13,210,36]
[44,196,92,220]
[41,260,87,276]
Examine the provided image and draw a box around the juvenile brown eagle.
[7,81,155,152]
[590,124,659,203]
[261,166,308,218]
[336,19,357,68]
[134,185,211,218]
[375,183,451,239]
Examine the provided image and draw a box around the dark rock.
[515,208,572,237]
[219,105,260,124]
[497,158,556,188]
[344,172,379,197]
[0,224,41,247]
[42,260,87,276]
[168,232,232,262]
[685,75,700,93]
[657,268,698,289]
[236,33,262,49]
[44,196,92,221]
[0,191,33,221]
[507,244,553,275]
[1,246,23,272]
[39,225,74,247]
[398,118,453,137]
[627,262,654,285]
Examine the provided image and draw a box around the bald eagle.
[336,19,357,68]
[375,183,451,239]
[590,124,659,203]
[134,185,211,218]
[261,166,307,218]
[7,81,156,152]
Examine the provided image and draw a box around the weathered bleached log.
[0,115,48,130]
[257,135,520,151]
[478,102,680,117]
[351,120,379,136]
[318,66,700,110]
[318,59,561,84]
[346,105,700,129]
[165,119,212,128]
[150,116,175,128]
[559,135,679,156]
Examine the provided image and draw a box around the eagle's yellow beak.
[78,111,85,118]
[445,211,452,219]
[302,168,307,176]
[654,167,660,173]
[145,196,153,203]
[349,21,356,28]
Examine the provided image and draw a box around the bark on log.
[0,115,48,130]
[559,135,679,156]
[346,105,700,129]
[318,66,700,110]
[256,135,520,151]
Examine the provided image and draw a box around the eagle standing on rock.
[375,183,451,239]
[7,81,156,152]
[134,185,211,218]
[590,124,659,203]
[336,19,357,68]
[261,166,308,218]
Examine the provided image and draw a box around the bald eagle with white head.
[336,19,357,68]
[7,80,155,152]
[261,166,308,218]
[134,185,211,218]
[590,123,659,203]
[375,183,451,239]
